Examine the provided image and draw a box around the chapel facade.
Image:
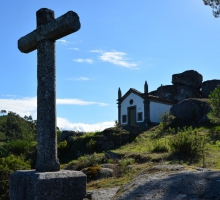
[117,81,175,128]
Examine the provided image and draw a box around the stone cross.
[18,8,80,172]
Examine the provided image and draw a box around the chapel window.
[137,112,143,121]
[122,115,127,123]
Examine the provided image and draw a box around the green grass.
[63,123,220,191]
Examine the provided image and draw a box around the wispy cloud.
[2,94,21,98]
[57,117,115,132]
[67,77,94,81]
[57,39,70,45]
[68,47,79,50]
[90,49,103,53]
[91,50,138,68]
[57,98,108,106]
[0,96,108,119]
[74,58,94,64]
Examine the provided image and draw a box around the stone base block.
[10,170,87,200]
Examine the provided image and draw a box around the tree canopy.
[203,0,220,17]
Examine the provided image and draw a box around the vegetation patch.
[82,166,102,181]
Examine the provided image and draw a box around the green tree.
[203,0,220,17]
[207,85,220,124]
[0,110,6,116]
[24,115,29,121]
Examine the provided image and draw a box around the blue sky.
[0,0,219,132]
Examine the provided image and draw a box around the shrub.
[58,140,68,150]
[82,166,101,180]
[0,154,30,200]
[0,132,6,141]
[73,153,105,170]
[25,141,37,169]
[0,145,8,158]
[119,158,135,168]
[159,111,175,131]
[88,139,97,152]
[151,139,169,153]
[169,128,206,160]
[5,139,30,155]
[57,130,62,143]
[207,85,220,124]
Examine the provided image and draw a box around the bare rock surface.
[172,70,203,89]
[170,98,210,124]
[112,165,220,200]
[202,79,220,98]
[85,187,120,200]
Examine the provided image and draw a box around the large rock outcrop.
[113,165,220,200]
[170,98,210,124]
[202,79,220,98]
[154,84,202,102]
[172,70,203,90]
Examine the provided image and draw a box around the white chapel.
[117,81,175,128]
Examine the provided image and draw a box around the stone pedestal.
[10,170,86,200]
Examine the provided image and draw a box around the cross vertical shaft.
[10,8,86,200]
[17,8,80,172]
[35,9,60,172]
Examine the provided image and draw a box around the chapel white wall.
[121,93,144,124]
[150,102,172,123]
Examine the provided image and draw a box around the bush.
[119,158,135,168]
[58,140,68,151]
[207,85,220,124]
[0,169,10,200]
[0,132,6,141]
[69,153,105,170]
[169,128,206,160]
[151,139,169,153]
[5,139,30,155]
[0,145,8,158]
[159,111,175,131]
[82,166,102,180]
[88,139,97,152]
[0,154,30,200]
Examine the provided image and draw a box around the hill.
[1,112,220,199]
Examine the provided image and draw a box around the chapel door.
[128,107,136,126]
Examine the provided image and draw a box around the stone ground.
[84,165,220,200]
[84,187,119,200]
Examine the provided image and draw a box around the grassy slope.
[64,123,220,190]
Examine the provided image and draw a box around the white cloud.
[68,47,79,50]
[91,50,138,68]
[74,58,94,64]
[67,76,94,81]
[0,96,108,119]
[0,97,37,118]
[57,98,108,106]
[90,49,103,53]
[2,94,20,98]
[57,117,115,132]
[57,39,70,45]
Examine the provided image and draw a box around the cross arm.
[18,11,81,53]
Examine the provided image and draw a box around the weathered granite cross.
[18,8,80,172]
